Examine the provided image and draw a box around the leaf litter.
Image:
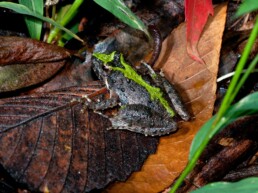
[0,84,158,192]
[0,1,227,193]
[107,3,227,193]
[0,36,71,92]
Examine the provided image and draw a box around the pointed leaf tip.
[185,0,214,63]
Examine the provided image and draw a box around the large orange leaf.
[106,3,227,193]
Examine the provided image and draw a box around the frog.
[90,51,190,136]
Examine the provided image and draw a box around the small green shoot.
[18,0,44,40]
[47,0,84,44]
[216,18,258,122]
[48,4,79,46]
[93,0,150,39]
[0,2,84,44]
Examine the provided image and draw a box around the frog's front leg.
[109,104,177,136]
[82,87,120,111]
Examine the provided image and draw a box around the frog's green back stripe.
[93,52,115,64]
[93,51,175,117]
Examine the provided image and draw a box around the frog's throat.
[93,51,175,117]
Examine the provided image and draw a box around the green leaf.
[55,4,72,24]
[18,0,43,40]
[0,2,84,44]
[189,92,258,160]
[54,4,77,45]
[47,0,83,43]
[236,0,258,17]
[93,0,150,38]
[190,177,258,193]
[171,91,258,193]
[58,23,79,47]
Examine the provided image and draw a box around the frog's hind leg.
[139,62,190,121]
[159,78,190,121]
[109,104,177,136]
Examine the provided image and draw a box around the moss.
[93,52,175,117]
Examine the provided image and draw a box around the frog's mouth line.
[92,51,176,117]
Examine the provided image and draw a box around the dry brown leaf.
[106,3,227,193]
[0,36,70,65]
[0,36,71,92]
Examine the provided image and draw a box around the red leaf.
[185,0,214,64]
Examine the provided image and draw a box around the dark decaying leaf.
[0,84,158,193]
[0,36,71,92]
[0,62,65,93]
[0,36,70,65]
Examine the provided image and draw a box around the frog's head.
[92,51,124,68]
[92,51,125,81]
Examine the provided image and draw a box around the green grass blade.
[231,55,258,100]
[93,0,150,38]
[170,5,258,193]
[189,54,258,161]
[216,18,258,123]
[19,0,44,40]
[190,177,258,193]
[54,4,80,46]
[0,2,84,44]
[58,23,79,47]
[47,0,83,43]
[190,91,258,160]
[236,0,258,17]
[55,4,72,23]
[170,92,258,193]
[18,0,43,40]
